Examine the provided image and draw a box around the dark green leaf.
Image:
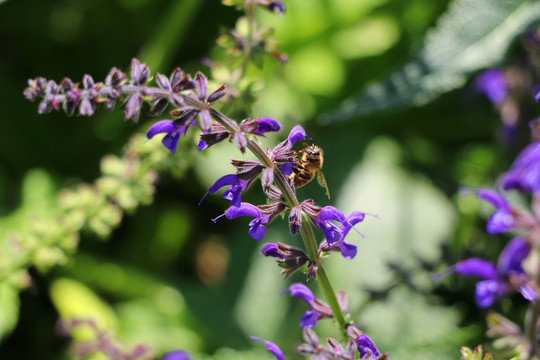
[321,0,540,123]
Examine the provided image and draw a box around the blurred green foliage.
[1,0,539,359]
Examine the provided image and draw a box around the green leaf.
[321,0,540,123]
[49,278,118,338]
[323,137,474,358]
[0,283,19,341]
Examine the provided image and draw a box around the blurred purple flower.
[501,141,540,195]
[240,117,282,135]
[475,68,508,105]
[282,283,335,328]
[251,336,285,360]
[161,350,191,360]
[476,188,516,234]
[436,237,534,308]
[356,334,381,358]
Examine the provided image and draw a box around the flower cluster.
[202,125,368,276]
[25,58,382,359]
[437,141,540,309]
[251,284,386,360]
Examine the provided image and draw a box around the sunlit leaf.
[322,0,540,123]
[50,278,118,338]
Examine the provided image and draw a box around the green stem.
[246,139,347,334]
[209,108,348,333]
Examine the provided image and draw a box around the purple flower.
[282,284,334,328]
[200,174,250,207]
[287,125,311,149]
[439,237,534,308]
[147,119,192,153]
[161,350,191,360]
[268,1,286,16]
[501,142,540,196]
[240,117,282,135]
[310,206,363,247]
[320,211,367,259]
[476,188,515,234]
[251,336,285,360]
[218,202,270,240]
[475,68,508,105]
[356,334,381,358]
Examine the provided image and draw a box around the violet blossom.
[437,237,535,308]
[320,211,367,260]
[161,350,191,360]
[282,283,337,328]
[214,202,270,240]
[251,336,285,360]
[200,174,250,207]
[501,141,540,195]
[146,116,194,153]
[475,68,508,105]
[356,334,382,359]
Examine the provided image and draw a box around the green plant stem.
[210,109,348,333]
[244,135,347,334]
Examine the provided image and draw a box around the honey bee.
[289,144,331,199]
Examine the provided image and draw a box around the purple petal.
[268,1,286,16]
[162,131,181,153]
[253,117,282,135]
[225,202,261,220]
[486,209,514,234]
[501,169,523,191]
[320,221,343,246]
[197,139,208,151]
[453,258,497,280]
[250,337,286,360]
[519,285,536,301]
[475,280,499,308]
[280,162,294,175]
[147,120,176,139]
[337,240,357,260]
[287,125,311,149]
[511,141,540,168]
[475,68,508,104]
[208,174,240,193]
[161,350,191,360]
[261,243,284,259]
[476,188,510,210]
[248,218,266,241]
[299,310,320,328]
[319,206,348,224]
[497,237,530,275]
[356,334,381,357]
[285,283,315,303]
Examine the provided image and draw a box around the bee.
[289,144,331,199]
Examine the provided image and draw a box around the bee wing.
[316,169,331,199]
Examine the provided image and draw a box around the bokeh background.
[1,0,539,358]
